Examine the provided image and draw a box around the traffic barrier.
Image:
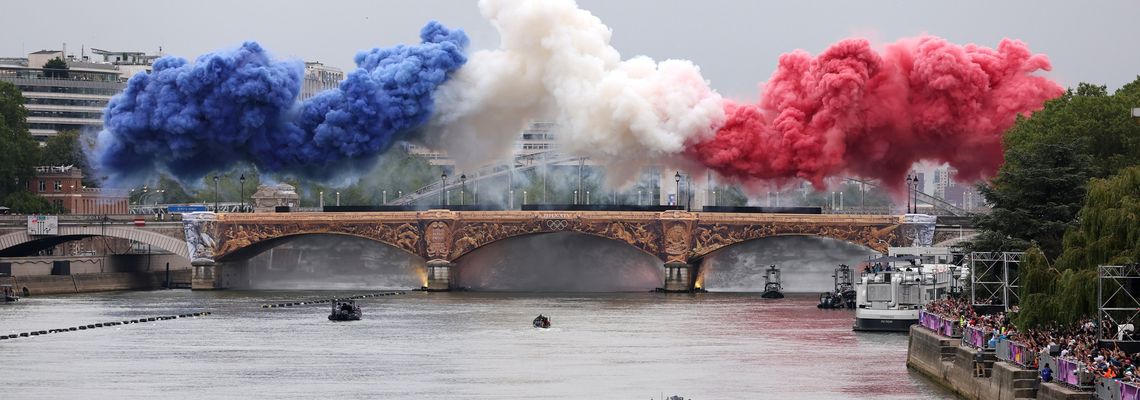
[1056,357,1087,388]
[1099,377,1123,400]
[1124,382,1140,400]
[919,311,962,338]
[962,325,989,349]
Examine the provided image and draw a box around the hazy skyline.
[5,0,1138,99]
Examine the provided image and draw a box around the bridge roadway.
[183,210,938,291]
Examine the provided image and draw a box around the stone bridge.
[183,210,936,291]
[0,218,187,258]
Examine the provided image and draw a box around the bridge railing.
[129,203,248,215]
[0,214,182,226]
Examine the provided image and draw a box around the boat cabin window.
[867,284,892,302]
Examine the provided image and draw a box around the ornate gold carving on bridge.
[448,216,661,260]
[425,221,451,260]
[214,220,421,259]
[691,221,900,256]
[663,222,692,263]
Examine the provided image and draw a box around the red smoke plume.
[686,36,1063,190]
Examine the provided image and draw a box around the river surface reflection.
[0,291,956,399]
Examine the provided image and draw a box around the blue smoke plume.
[92,21,468,184]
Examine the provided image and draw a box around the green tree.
[42,57,69,79]
[1,191,60,214]
[1013,247,1058,329]
[1014,167,1140,329]
[0,81,41,206]
[1056,166,1140,269]
[39,130,98,187]
[972,79,1140,258]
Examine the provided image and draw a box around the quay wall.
[0,254,191,276]
[907,325,1073,400]
[0,270,191,296]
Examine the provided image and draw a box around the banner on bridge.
[167,205,209,214]
[27,215,58,236]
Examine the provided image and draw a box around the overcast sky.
[5,0,1138,99]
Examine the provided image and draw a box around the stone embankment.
[0,269,191,296]
[907,324,1093,400]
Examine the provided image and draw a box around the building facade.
[300,62,344,101]
[0,48,158,141]
[250,183,301,212]
[28,166,128,214]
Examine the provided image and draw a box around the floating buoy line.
[2,291,407,342]
[260,291,406,309]
[1,312,211,341]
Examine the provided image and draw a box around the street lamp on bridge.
[460,174,467,206]
[336,191,340,207]
[319,191,324,208]
[441,172,448,206]
[911,175,920,214]
[212,175,219,212]
[239,174,246,213]
[674,171,681,207]
[905,174,920,213]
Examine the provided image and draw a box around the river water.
[0,291,956,399]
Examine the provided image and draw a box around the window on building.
[38,180,46,192]
[54,181,62,191]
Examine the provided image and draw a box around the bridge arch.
[449,228,665,263]
[215,231,425,263]
[688,219,900,262]
[211,219,424,263]
[691,233,881,263]
[0,226,189,258]
[451,231,667,292]
[694,235,881,292]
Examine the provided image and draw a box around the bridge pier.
[425,260,454,292]
[661,262,696,293]
[191,260,246,290]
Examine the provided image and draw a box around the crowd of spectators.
[923,298,1140,384]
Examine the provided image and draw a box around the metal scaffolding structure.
[1098,264,1140,342]
[969,252,1023,310]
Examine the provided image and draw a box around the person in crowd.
[975,351,987,377]
[1040,363,1053,383]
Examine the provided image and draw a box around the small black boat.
[818,264,856,309]
[533,314,551,329]
[1,285,18,302]
[760,265,784,299]
[328,300,361,321]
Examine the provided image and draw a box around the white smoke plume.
[425,0,725,184]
